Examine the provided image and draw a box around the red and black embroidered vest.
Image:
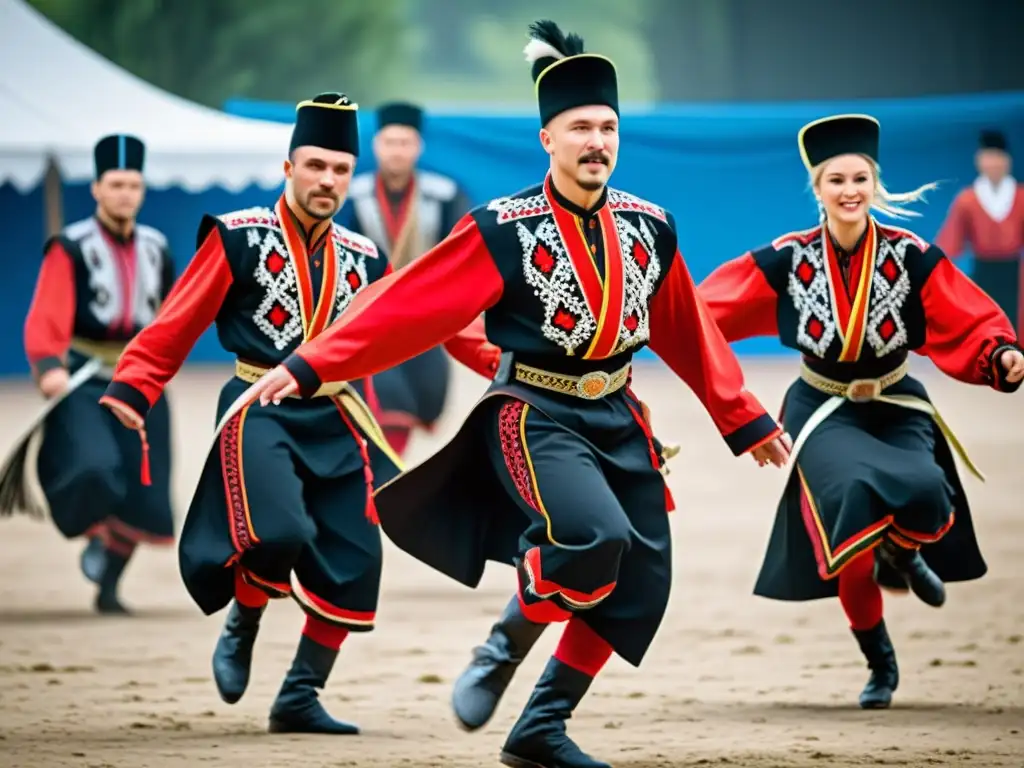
[751,220,941,369]
[472,179,677,362]
[200,204,389,366]
[48,217,174,342]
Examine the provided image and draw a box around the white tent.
[0,0,294,192]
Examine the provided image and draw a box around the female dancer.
[698,114,1024,709]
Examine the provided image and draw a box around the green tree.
[27,0,414,107]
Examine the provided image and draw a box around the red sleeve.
[442,315,501,379]
[697,251,779,342]
[648,249,782,456]
[934,192,970,258]
[99,226,234,420]
[283,216,504,395]
[24,241,76,378]
[917,254,1020,391]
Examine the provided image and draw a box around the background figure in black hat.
[246,20,788,768]
[2,133,177,615]
[698,114,1023,710]
[97,92,498,735]
[936,130,1024,334]
[342,101,474,460]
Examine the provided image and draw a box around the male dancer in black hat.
[99,93,499,734]
[247,24,790,766]
[4,134,176,615]
[344,101,474,458]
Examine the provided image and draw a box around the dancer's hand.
[1000,347,1024,384]
[38,367,69,399]
[751,432,792,468]
[252,365,300,405]
[101,398,144,430]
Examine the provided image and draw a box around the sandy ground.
[0,358,1021,768]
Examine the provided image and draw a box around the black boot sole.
[499,751,546,768]
[860,698,892,710]
[267,717,359,735]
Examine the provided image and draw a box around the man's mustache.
[579,153,610,165]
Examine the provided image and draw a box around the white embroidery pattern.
[220,207,276,230]
[607,188,668,223]
[614,215,662,353]
[488,192,551,225]
[332,240,370,320]
[252,229,303,350]
[785,237,836,358]
[246,229,262,248]
[866,237,912,356]
[518,217,596,354]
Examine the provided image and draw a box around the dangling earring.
[815,197,825,222]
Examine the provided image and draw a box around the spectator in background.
[936,129,1024,333]
[342,102,473,459]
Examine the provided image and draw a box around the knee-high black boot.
[267,635,358,735]
[877,539,945,607]
[500,657,609,768]
[452,595,547,731]
[212,600,265,704]
[852,619,899,709]
[95,547,133,615]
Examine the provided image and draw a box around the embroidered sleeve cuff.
[722,413,782,456]
[100,381,152,421]
[33,356,66,377]
[283,353,323,398]
[991,342,1023,393]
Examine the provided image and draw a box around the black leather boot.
[212,600,264,704]
[452,595,546,731]
[499,657,610,768]
[877,539,946,607]
[852,619,899,709]
[94,549,132,615]
[267,635,358,734]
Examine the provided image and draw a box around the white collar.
[973,175,1017,222]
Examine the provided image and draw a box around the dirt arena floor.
[0,358,1021,768]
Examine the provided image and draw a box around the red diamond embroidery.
[879,317,896,341]
[533,244,555,274]
[796,260,815,286]
[807,317,824,341]
[267,252,286,274]
[553,308,576,331]
[881,256,899,283]
[632,240,649,270]
[268,303,289,328]
[346,272,361,290]
[624,313,639,332]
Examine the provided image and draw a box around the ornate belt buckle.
[846,378,881,403]
[576,371,611,399]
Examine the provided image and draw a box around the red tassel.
[365,493,380,525]
[139,427,152,487]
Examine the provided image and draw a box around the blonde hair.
[810,154,940,220]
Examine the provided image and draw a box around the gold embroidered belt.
[71,337,126,367]
[513,361,631,400]
[799,360,909,402]
[232,360,404,471]
[793,359,982,481]
[235,359,348,398]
